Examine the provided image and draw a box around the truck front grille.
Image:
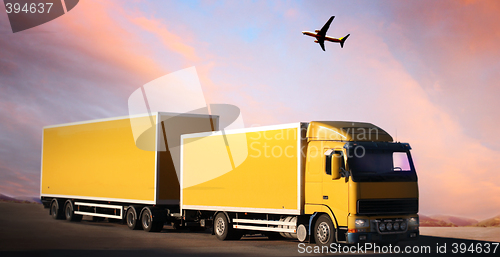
[357,198,418,215]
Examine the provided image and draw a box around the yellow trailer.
[181,123,305,214]
[41,112,217,231]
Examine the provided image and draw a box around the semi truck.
[41,114,419,246]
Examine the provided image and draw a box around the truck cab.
[304,121,419,246]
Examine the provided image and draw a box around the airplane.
[302,16,350,51]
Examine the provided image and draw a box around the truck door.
[322,149,349,226]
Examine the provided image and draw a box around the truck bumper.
[346,229,419,244]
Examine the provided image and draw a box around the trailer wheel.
[141,207,164,232]
[126,206,141,230]
[50,199,64,220]
[214,213,241,240]
[313,214,336,247]
[64,200,82,222]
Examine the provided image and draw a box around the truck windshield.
[347,150,417,182]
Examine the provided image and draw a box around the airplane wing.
[318,16,335,37]
[319,39,326,51]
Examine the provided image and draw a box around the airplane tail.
[340,34,350,48]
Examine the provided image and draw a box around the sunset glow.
[1,0,499,220]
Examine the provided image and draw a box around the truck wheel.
[50,199,64,220]
[126,206,141,230]
[64,200,82,222]
[141,207,164,232]
[214,213,240,240]
[314,214,336,247]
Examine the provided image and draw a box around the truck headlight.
[355,219,369,228]
[379,223,386,231]
[409,217,419,226]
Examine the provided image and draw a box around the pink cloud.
[51,0,169,83]
[131,16,200,63]
[382,0,500,151]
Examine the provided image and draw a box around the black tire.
[214,213,240,240]
[141,207,165,232]
[64,200,82,222]
[126,206,142,230]
[313,214,336,247]
[50,199,64,220]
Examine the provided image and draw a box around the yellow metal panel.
[348,181,418,214]
[304,143,322,205]
[41,115,157,202]
[304,204,340,227]
[182,126,300,213]
[305,141,349,226]
[307,121,393,142]
[357,182,418,199]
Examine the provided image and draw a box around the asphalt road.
[0,202,499,256]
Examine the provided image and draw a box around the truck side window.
[325,154,332,175]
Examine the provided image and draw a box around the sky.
[1,0,499,220]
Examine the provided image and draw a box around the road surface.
[0,202,498,256]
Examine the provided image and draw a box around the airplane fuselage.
[302,31,342,43]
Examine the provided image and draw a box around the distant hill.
[0,194,17,202]
[430,215,478,226]
[475,215,500,227]
[0,194,40,204]
[420,214,457,227]
[16,196,42,204]
[420,214,500,227]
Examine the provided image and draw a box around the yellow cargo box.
[41,112,217,205]
[181,123,306,215]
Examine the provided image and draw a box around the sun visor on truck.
[343,142,412,151]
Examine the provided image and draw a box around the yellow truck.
[181,121,419,245]
[42,116,419,246]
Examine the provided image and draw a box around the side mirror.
[331,152,344,180]
[331,157,341,180]
[326,150,344,180]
